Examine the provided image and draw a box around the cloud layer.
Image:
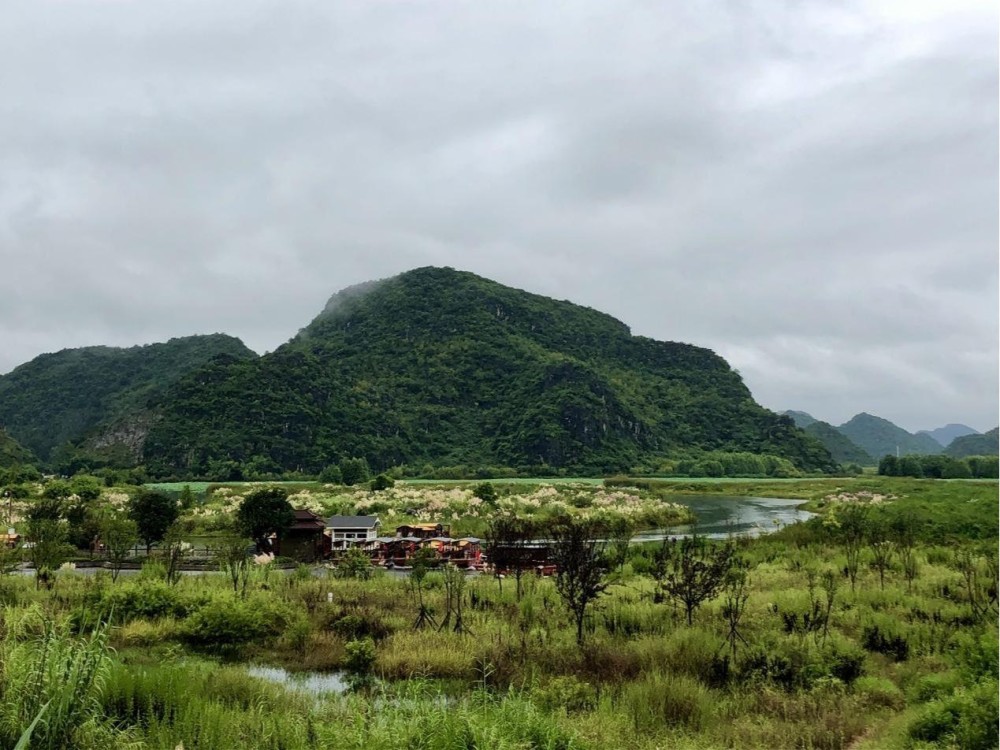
[1,1,996,432]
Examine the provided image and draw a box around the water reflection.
[247,665,348,695]
[634,495,813,542]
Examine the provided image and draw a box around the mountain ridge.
[134,267,835,477]
[917,423,980,447]
[944,427,999,458]
[0,334,257,462]
[837,412,943,459]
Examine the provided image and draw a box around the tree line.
[877,454,997,479]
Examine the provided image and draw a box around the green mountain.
[0,334,257,463]
[836,413,942,459]
[917,424,979,447]
[0,428,36,468]
[783,410,818,429]
[944,427,999,458]
[802,421,873,465]
[141,267,835,477]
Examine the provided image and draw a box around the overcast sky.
[1,0,997,433]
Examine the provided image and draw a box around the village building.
[394,522,450,539]
[274,509,329,562]
[326,515,381,551]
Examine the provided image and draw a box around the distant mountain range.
[783,411,998,463]
[917,424,980,447]
[1,268,992,478]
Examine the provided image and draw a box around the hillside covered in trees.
[135,268,835,478]
[945,427,999,458]
[0,335,257,463]
[836,413,943,459]
[783,411,873,465]
[0,428,35,468]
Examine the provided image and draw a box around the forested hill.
[944,427,999,458]
[0,334,257,462]
[804,422,873,465]
[837,413,943,459]
[141,267,835,477]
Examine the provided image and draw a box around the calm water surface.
[247,665,348,695]
[634,494,813,542]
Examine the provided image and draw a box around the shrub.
[621,672,713,732]
[532,675,597,713]
[93,581,190,623]
[853,676,905,710]
[183,595,290,650]
[908,671,962,703]
[862,624,910,662]
[370,474,395,491]
[116,618,181,647]
[329,612,392,641]
[344,638,377,676]
[826,643,866,685]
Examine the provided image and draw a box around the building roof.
[399,522,445,531]
[326,515,380,529]
[289,509,326,531]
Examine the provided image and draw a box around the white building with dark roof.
[326,515,380,550]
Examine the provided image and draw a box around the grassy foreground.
[1,477,997,749]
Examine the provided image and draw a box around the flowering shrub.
[183,482,693,534]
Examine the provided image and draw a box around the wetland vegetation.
[0,471,996,749]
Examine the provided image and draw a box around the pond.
[246,665,349,695]
[633,495,813,542]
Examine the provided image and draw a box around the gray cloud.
[1,0,996,433]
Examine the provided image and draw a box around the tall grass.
[0,620,139,749]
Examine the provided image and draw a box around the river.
[633,494,813,542]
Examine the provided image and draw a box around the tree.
[720,559,752,661]
[335,546,375,580]
[215,527,253,596]
[318,464,343,484]
[236,487,295,554]
[128,489,179,554]
[100,513,138,582]
[69,475,102,501]
[484,511,535,599]
[897,455,923,478]
[411,547,438,629]
[658,533,734,626]
[25,517,71,589]
[831,503,869,591]
[878,455,899,476]
[439,563,470,634]
[606,516,635,572]
[178,484,196,510]
[890,511,919,592]
[866,517,894,591]
[550,517,608,645]
[339,458,371,487]
[370,474,394,492]
[65,496,101,553]
[473,482,498,505]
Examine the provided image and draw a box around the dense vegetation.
[803,422,873,465]
[0,428,35,468]
[0,335,256,465]
[945,428,999,459]
[140,268,835,478]
[877,453,999,480]
[0,474,996,749]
